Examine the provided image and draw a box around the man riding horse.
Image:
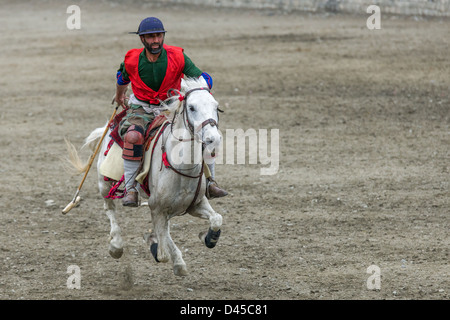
[114,17,227,207]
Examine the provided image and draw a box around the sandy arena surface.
[0,0,448,301]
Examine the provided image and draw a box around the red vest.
[124,44,185,104]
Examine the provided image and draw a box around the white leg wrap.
[124,159,140,191]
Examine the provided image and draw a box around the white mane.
[180,76,208,93]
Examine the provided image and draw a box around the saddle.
[99,111,169,198]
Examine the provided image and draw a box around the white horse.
[68,77,223,276]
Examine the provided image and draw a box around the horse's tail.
[64,123,107,174]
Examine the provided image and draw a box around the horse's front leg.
[189,196,223,248]
[150,209,187,276]
[99,179,124,259]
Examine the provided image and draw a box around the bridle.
[169,87,221,144]
[163,86,220,173]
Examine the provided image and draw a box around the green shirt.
[118,48,202,92]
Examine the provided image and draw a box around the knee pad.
[123,125,145,161]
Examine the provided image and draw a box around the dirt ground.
[0,0,448,301]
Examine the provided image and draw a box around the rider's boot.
[122,159,140,207]
[206,163,228,199]
[123,186,139,207]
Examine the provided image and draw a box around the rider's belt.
[129,93,160,110]
[130,103,161,111]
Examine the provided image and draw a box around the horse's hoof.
[199,228,221,248]
[109,244,124,259]
[173,264,188,277]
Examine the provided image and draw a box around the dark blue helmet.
[133,17,166,35]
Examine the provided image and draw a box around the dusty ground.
[0,0,448,301]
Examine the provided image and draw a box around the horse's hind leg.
[150,210,187,276]
[189,197,223,248]
[99,180,124,259]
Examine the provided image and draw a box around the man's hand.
[115,84,128,108]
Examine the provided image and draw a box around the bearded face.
[141,33,164,55]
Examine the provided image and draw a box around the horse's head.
[168,77,222,154]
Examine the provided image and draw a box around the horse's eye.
[189,105,195,112]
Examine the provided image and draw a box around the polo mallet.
[62,98,120,214]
